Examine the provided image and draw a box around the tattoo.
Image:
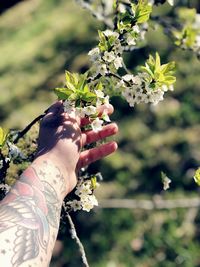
[0,160,65,267]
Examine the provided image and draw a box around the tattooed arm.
[0,102,118,267]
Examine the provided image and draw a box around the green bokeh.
[1,0,200,266]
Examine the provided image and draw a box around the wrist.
[33,153,71,197]
[33,151,77,197]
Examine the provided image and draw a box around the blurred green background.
[1,0,200,266]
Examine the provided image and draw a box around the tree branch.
[66,213,90,267]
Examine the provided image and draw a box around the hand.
[36,101,118,193]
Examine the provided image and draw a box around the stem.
[122,59,132,74]
[66,213,90,267]
[108,72,130,86]
[114,0,119,30]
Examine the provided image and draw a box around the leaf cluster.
[98,31,118,52]
[117,0,152,32]
[140,52,176,89]
[54,71,97,106]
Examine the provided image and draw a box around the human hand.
[36,101,118,194]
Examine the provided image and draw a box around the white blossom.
[195,35,200,47]
[123,74,142,86]
[0,160,3,169]
[162,85,168,92]
[194,14,200,29]
[163,177,172,190]
[88,47,100,62]
[132,25,140,34]
[118,3,126,13]
[103,95,110,105]
[102,112,111,122]
[126,34,136,46]
[95,63,108,76]
[5,157,10,163]
[123,74,134,82]
[91,118,104,132]
[84,106,97,116]
[103,51,115,63]
[75,183,92,196]
[95,89,104,98]
[82,195,98,212]
[150,90,164,105]
[82,201,94,212]
[133,76,142,86]
[122,88,133,101]
[103,30,119,38]
[75,107,85,118]
[63,100,74,114]
[114,40,123,54]
[68,200,82,212]
[167,0,174,6]
[0,183,11,194]
[96,98,103,107]
[148,0,154,5]
[113,56,123,69]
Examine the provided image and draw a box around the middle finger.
[81,123,118,146]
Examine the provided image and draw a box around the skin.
[0,102,118,267]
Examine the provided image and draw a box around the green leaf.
[98,30,108,52]
[77,75,87,91]
[132,0,152,24]
[163,75,176,85]
[68,93,78,101]
[140,53,176,88]
[113,0,117,9]
[54,88,74,100]
[194,168,200,186]
[95,82,103,91]
[0,127,8,149]
[140,65,154,78]
[81,91,97,102]
[65,71,79,85]
[155,52,161,72]
[91,176,97,190]
[160,62,176,74]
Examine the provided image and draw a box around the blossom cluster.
[66,178,99,212]
[89,30,123,77]
[118,73,174,107]
[63,88,110,132]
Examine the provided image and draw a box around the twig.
[114,0,119,30]
[66,213,90,267]
[108,72,130,86]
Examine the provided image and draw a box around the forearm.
[0,156,68,267]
